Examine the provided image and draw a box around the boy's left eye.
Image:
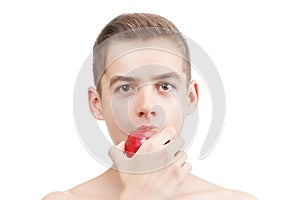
[158,82,175,92]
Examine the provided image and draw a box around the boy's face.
[89,39,198,144]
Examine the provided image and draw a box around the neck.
[101,167,201,196]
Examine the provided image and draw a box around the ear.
[88,87,104,120]
[186,80,199,115]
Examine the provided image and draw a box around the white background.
[0,0,299,199]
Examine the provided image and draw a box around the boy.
[43,13,256,200]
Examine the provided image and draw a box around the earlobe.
[88,87,104,120]
[186,80,199,115]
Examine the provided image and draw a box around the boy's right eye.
[115,84,133,94]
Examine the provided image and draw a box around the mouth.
[136,125,159,131]
[130,125,159,138]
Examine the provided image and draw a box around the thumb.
[108,141,126,166]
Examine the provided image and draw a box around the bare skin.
[43,170,256,200]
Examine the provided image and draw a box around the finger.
[138,127,177,153]
[174,151,187,165]
[135,136,184,168]
[151,139,185,169]
[181,162,192,172]
[116,141,125,151]
[108,144,126,166]
[156,136,184,165]
[173,152,191,181]
[178,162,192,179]
[165,136,184,157]
[148,126,177,146]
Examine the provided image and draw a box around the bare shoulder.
[182,174,256,200]
[224,189,257,200]
[42,191,75,200]
[42,172,111,200]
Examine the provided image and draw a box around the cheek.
[101,97,130,143]
[105,116,128,144]
[163,99,183,128]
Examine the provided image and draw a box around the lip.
[136,125,158,131]
[131,125,159,138]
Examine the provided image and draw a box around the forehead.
[104,39,186,79]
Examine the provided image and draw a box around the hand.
[108,126,192,200]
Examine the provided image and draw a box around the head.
[88,13,199,144]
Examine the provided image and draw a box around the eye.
[116,84,133,93]
[158,82,175,92]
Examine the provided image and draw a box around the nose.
[132,85,157,119]
[137,106,157,118]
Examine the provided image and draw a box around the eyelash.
[156,82,176,92]
[114,82,176,96]
[115,84,134,94]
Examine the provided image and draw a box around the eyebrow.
[109,75,137,88]
[109,72,181,88]
[153,72,181,81]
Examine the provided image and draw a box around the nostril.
[137,111,156,117]
[138,112,144,117]
[150,111,156,116]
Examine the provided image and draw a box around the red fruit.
[125,128,157,158]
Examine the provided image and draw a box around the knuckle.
[161,149,171,162]
[172,165,182,180]
[181,152,188,160]
[175,151,187,160]
[174,158,183,168]
[186,162,192,171]
[177,136,184,147]
[140,141,158,153]
[163,126,175,137]
[108,147,117,159]
[168,127,176,136]
[182,162,192,173]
